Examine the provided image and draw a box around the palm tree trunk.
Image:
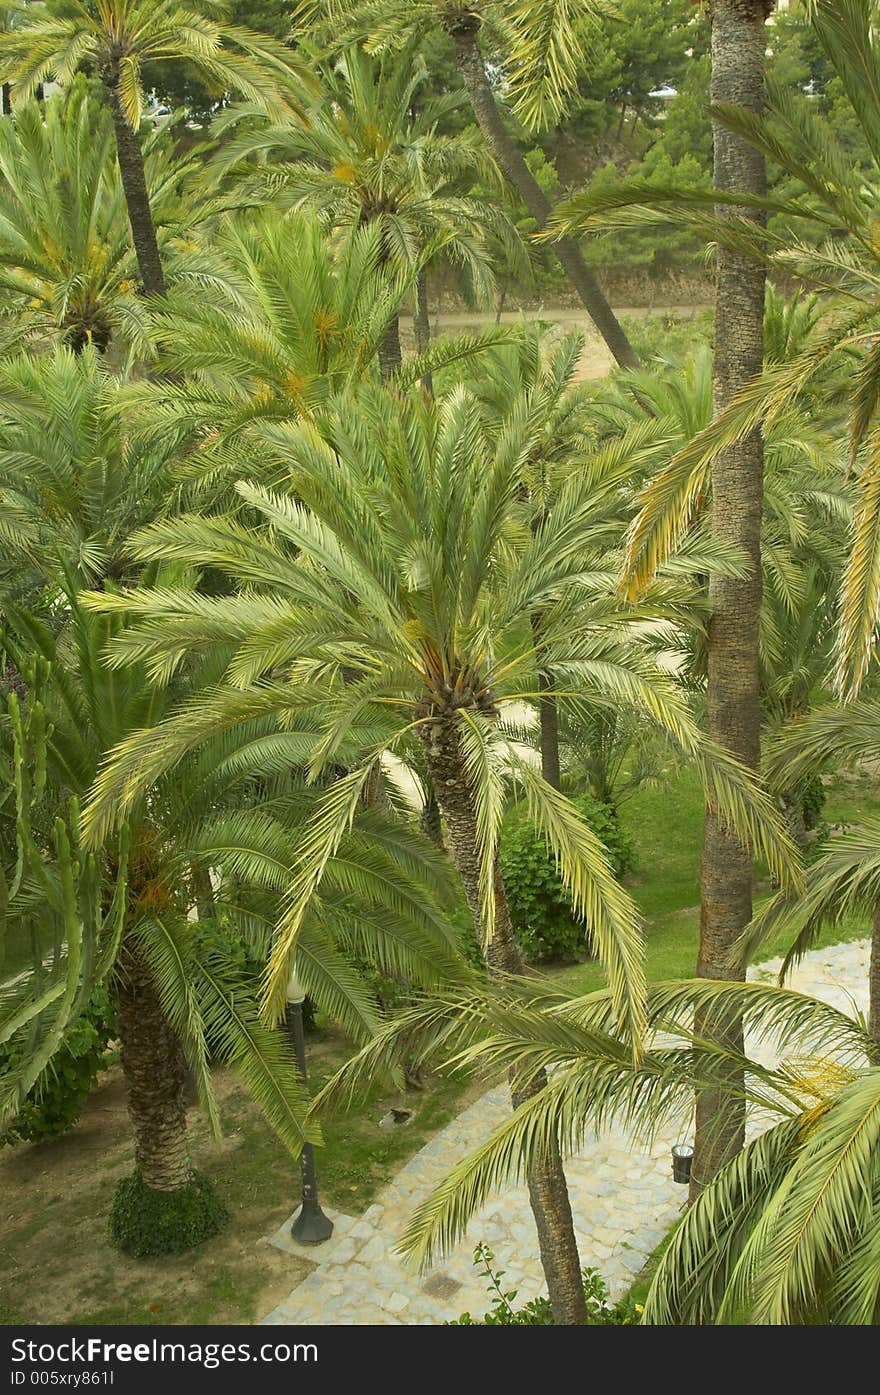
[690,0,768,1203]
[531,611,561,791]
[379,315,402,380]
[419,779,445,848]
[779,788,808,851]
[423,716,587,1325]
[414,268,434,397]
[446,17,639,372]
[115,940,190,1191]
[104,75,166,299]
[414,269,431,355]
[191,861,216,922]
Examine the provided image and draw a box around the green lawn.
[553,765,876,996]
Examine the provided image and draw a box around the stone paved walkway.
[260,936,871,1326]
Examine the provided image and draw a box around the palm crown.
[81,377,799,1033]
[0,81,201,357]
[0,0,299,124]
[212,41,518,302]
[0,0,305,300]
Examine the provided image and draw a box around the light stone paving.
[260,936,871,1326]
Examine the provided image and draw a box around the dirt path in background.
[401,303,708,381]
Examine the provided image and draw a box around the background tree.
[211,41,518,376]
[0,0,303,296]
[0,81,201,357]
[295,0,640,367]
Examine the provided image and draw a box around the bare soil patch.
[0,1065,313,1325]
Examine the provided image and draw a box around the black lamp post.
[286,969,334,1245]
[671,1143,693,1185]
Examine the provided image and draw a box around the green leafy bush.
[193,915,318,1033]
[450,1245,640,1325]
[0,987,114,1145]
[109,1169,227,1257]
[499,795,634,963]
[801,772,826,831]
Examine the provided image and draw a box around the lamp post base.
[291,1200,334,1245]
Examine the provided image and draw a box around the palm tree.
[0,347,465,1243]
[0,80,200,357]
[553,3,777,1192]
[0,0,303,297]
[319,970,879,1323]
[294,0,640,369]
[211,41,521,378]
[677,0,771,1199]
[78,375,799,1314]
[0,348,308,1230]
[551,0,880,703]
[118,208,514,510]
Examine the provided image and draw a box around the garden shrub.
[0,987,114,1145]
[450,1245,640,1325]
[109,1169,227,1257]
[801,772,826,831]
[194,915,317,1033]
[499,794,635,963]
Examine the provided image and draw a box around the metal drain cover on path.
[421,1273,462,1300]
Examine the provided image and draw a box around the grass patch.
[553,766,874,997]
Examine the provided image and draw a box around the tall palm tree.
[294,0,639,368]
[553,0,776,1195]
[0,0,303,297]
[0,348,465,1243]
[551,0,880,702]
[211,41,520,378]
[79,378,798,1314]
[682,0,771,1199]
[0,81,200,357]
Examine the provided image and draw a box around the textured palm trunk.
[414,269,431,355]
[378,315,402,380]
[530,611,561,791]
[690,0,768,1203]
[105,75,166,300]
[423,715,587,1324]
[115,939,191,1191]
[778,788,808,851]
[191,861,216,923]
[419,781,445,848]
[447,18,639,371]
[414,268,434,397]
[870,904,880,1053]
